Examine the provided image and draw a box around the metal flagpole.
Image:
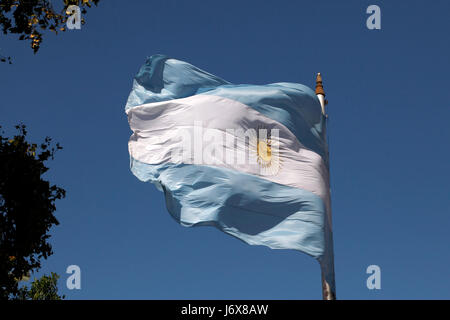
[315,73,336,300]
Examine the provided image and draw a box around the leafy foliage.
[16,272,65,300]
[0,0,100,62]
[0,125,65,299]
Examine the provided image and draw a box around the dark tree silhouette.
[0,0,100,62]
[0,125,65,299]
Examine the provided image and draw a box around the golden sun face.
[250,127,281,176]
[257,140,272,164]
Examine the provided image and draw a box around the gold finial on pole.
[315,72,328,115]
[315,72,325,96]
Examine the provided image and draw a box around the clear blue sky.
[1,0,449,299]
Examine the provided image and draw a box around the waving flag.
[125,54,335,298]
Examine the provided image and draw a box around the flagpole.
[315,73,336,300]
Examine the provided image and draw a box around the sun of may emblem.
[250,127,281,176]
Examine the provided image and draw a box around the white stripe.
[127,94,330,205]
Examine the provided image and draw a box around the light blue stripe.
[126,55,328,162]
[125,54,230,109]
[131,157,326,259]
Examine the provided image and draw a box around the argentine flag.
[125,55,335,296]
